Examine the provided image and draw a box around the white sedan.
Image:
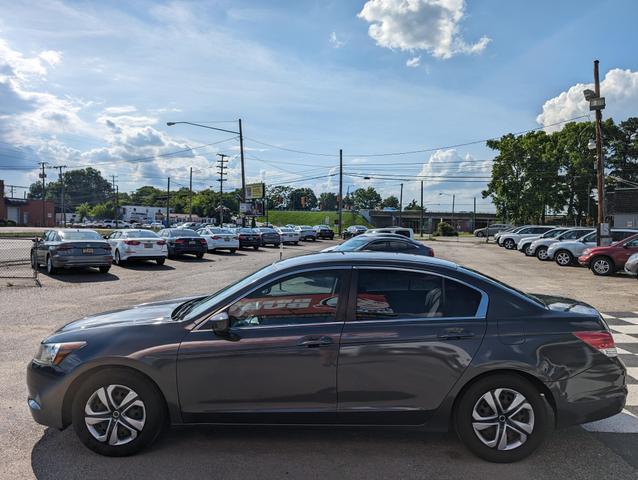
[106,229,168,265]
[275,227,300,245]
[197,227,239,253]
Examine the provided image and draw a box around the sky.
[1,0,638,213]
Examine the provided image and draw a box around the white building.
[120,205,169,223]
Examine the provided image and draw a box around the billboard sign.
[245,183,265,200]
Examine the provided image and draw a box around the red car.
[578,233,638,276]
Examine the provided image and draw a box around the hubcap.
[556,252,570,265]
[472,388,535,451]
[593,259,610,274]
[537,248,548,260]
[525,246,532,255]
[84,384,146,446]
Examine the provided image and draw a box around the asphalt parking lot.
[1,237,637,479]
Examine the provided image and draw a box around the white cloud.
[329,31,346,48]
[103,105,137,114]
[358,0,490,59]
[406,55,420,67]
[536,68,638,130]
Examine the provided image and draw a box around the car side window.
[363,241,388,251]
[355,270,483,321]
[625,238,638,248]
[614,231,635,241]
[227,271,345,328]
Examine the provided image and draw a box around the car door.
[617,237,638,265]
[337,267,487,425]
[107,231,120,251]
[177,268,351,423]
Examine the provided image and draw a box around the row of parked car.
[492,225,638,277]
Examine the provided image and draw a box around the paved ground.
[1,236,637,479]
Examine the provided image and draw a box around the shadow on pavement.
[30,425,638,480]
[39,269,119,283]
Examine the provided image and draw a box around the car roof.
[357,232,415,240]
[271,251,457,272]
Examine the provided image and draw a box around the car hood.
[528,293,599,316]
[57,296,203,332]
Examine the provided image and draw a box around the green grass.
[257,210,371,231]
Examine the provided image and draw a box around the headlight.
[582,248,592,255]
[33,342,86,366]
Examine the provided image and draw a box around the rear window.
[125,230,159,238]
[59,230,102,240]
[173,229,199,237]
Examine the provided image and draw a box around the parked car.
[473,223,512,238]
[105,229,168,265]
[341,225,368,239]
[366,227,414,239]
[578,233,638,275]
[498,226,556,250]
[31,229,112,274]
[493,226,519,243]
[624,252,638,277]
[196,227,239,253]
[254,227,281,247]
[179,222,204,231]
[235,228,261,250]
[27,252,626,461]
[547,228,638,266]
[158,228,207,258]
[527,228,595,260]
[313,225,335,240]
[323,233,433,256]
[294,225,317,241]
[275,227,300,245]
[516,227,569,255]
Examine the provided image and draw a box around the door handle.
[297,336,334,348]
[437,328,475,340]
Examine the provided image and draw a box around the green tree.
[129,186,166,206]
[266,185,293,209]
[405,199,424,211]
[318,192,338,210]
[381,195,399,209]
[350,187,382,210]
[290,188,317,210]
[75,202,91,220]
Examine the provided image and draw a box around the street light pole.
[399,183,403,226]
[338,149,343,237]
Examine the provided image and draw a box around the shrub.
[435,221,458,237]
[0,219,6,227]
[6,220,17,226]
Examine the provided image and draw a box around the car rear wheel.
[229,249,236,254]
[536,247,549,261]
[591,256,614,276]
[46,255,57,275]
[99,266,111,274]
[71,368,166,457]
[503,239,516,250]
[476,231,484,238]
[554,250,573,266]
[114,250,123,265]
[195,252,204,259]
[455,374,550,463]
[156,258,165,265]
[253,246,259,250]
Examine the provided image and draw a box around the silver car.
[625,252,638,276]
[498,226,555,250]
[473,223,512,237]
[547,228,638,266]
[528,228,594,260]
[493,226,520,243]
[517,227,569,255]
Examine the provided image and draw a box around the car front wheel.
[156,258,165,265]
[591,256,614,276]
[46,255,57,275]
[503,239,516,250]
[523,244,533,256]
[476,231,484,237]
[554,250,573,266]
[455,374,550,463]
[71,368,166,456]
[536,247,549,261]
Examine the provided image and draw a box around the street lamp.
[439,192,455,225]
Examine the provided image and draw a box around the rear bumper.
[239,240,260,247]
[52,255,112,268]
[548,359,627,427]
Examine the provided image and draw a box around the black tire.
[99,266,111,274]
[503,239,516,250]
[253,246,259,250]
[590,256,615,276]
[454,374,550,463]
[522,244,533,256]
[46,255,57,275]
[536,246,549,261]
[476,231,484,238]
[229,249,236,254]
[554,249,573,266]
[71,368,166,457]
[294,241,299,245]
[156,258,165,266]
[195,252,204,259]
[114,250,123,266]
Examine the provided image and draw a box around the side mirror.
[211,312,230,333]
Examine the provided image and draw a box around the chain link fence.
[0,237,39,284]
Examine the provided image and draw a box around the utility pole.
[452,194,456,226]
[9,185,15,198]
[420,180,424,237]
[398,183,403,226]
[473,197,476,232]
[593,60,606,245]
[338,149,343,237]
[111,175,119,228]
[39,162,47,227]
[238,119,246,227]
[217,153,229,226]
[189,167,193,222]
[166,177,171,228]
[50,166,67,227]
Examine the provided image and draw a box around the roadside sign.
[245,183,265,200]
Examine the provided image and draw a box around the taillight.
[199,238,207,245]
[157,240,166,246]
[56,245,72,251]
[239,235,246,239]
[124,240,141,245]
[175,239,185,244]
[573,331,617,357]
[429,248,435,257]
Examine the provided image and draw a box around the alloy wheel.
[555,252,571,266]
[537,248,548,260]
[114,250,121,265]
[472,388,535,451]
[592,258,611,275]
[84,384,146,446]
[524,245,532,255]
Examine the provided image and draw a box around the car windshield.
[542,229,564,238]
[258,228,275,232]
[278,228,293,232]
[333,237,369,251]
[125,230,159,238]
[173,229,199,237]
[59,230,102,240]
[180,264,278,321]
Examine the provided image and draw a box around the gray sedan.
[625,252,638,276]
[31,229,112,275]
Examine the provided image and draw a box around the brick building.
[0,180,55,227]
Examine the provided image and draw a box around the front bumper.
[548,358,627,427]
[577,255,592,267]
[26,361,70,430]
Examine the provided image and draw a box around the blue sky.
[1,0,638,212]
